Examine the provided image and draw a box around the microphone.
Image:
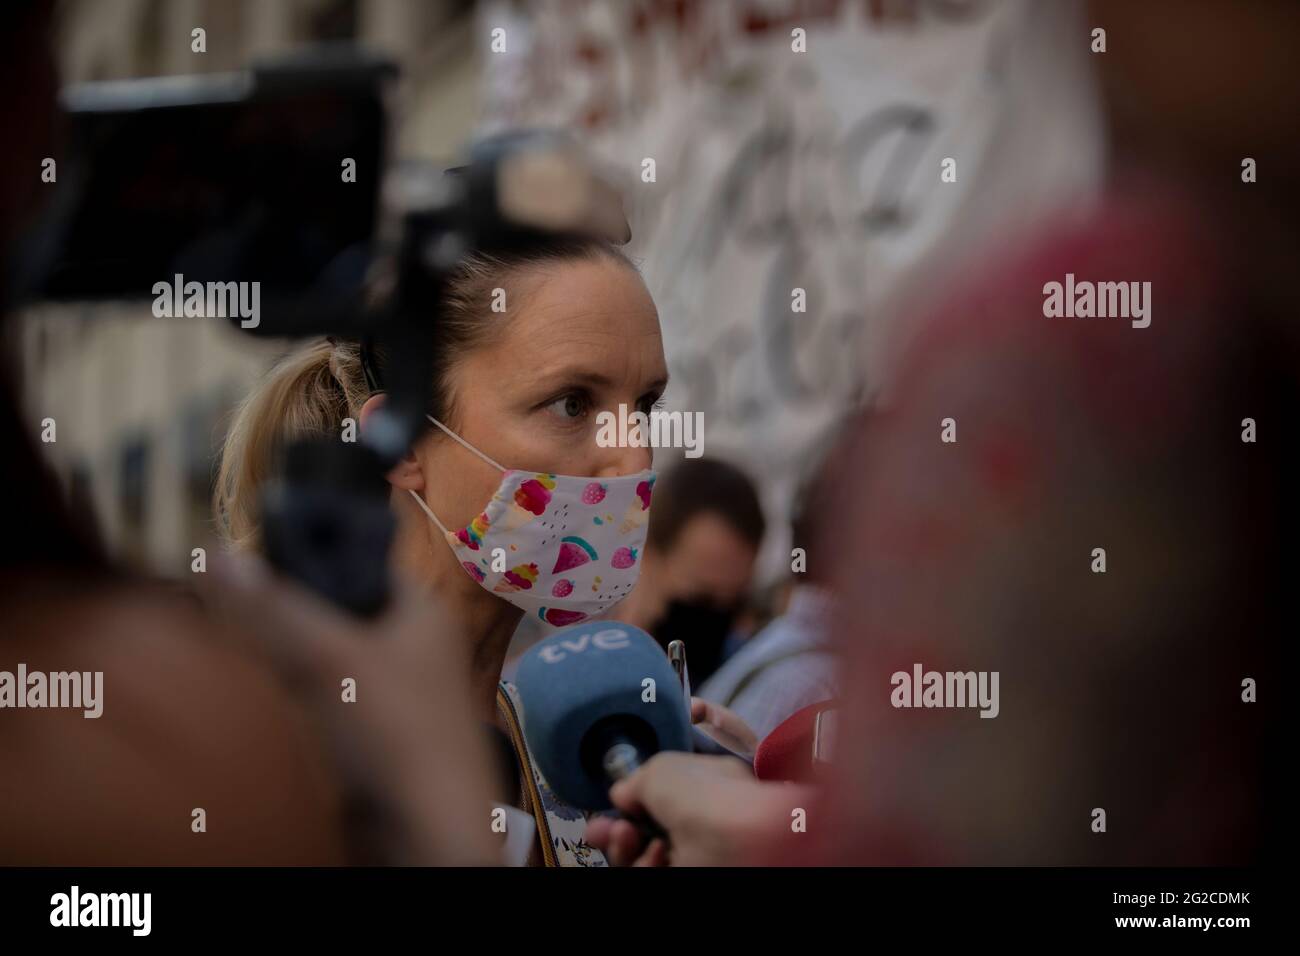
[753,700,836,783]
[513,621,692,813]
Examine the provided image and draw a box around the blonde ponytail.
[213,339,369,549]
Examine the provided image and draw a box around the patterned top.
[496,680,610,867]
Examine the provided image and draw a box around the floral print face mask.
[409,414,656,628]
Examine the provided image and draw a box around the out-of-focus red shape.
[753,700,835,783]
[774,177,1284,866]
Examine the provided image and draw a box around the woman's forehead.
[510,257,658,329]
[482,260,666,381]
[506,331,669,396]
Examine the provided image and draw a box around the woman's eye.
[637,394,666,415]
[545,393,588,420]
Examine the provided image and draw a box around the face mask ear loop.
[425,414,510,473]
[408,489,453,537]
[411,414,509,538]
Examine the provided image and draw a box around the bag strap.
[722,648,827,709]
[495,684,558,867]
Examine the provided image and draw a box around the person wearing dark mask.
[616,458,765,686]
[696,424,852,740]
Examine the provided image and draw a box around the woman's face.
[413,255,667,539]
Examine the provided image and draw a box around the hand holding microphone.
[592,752,779,866]
[515,621,798,865]
[513,621,694,840]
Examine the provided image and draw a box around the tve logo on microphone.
[537,627,632,663]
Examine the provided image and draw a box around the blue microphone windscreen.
[514,621,690,810]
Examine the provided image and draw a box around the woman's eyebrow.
[521,366,670,394]
[522,367,614,391]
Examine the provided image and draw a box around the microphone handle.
[601,740,669,846]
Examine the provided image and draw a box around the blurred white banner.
[477,0,1103,579]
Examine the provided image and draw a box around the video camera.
[17,47,630,615]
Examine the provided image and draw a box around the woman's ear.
[358,393,425,491]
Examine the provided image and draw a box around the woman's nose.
[593,442,653,478]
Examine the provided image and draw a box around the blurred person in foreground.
[585,0,1293,866]
[616,457,766,686]
[0,1,498,866]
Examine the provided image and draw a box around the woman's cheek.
[514,420,592,475]
[426,457,497,528]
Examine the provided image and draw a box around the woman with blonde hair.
[215,236,668,866]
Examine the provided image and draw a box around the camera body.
[23,49,628,615]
